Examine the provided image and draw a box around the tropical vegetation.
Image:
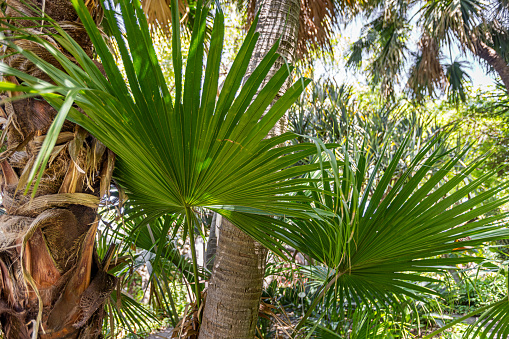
[0,0,508,338]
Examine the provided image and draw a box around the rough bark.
[198,219,267,338]
[0,1,115,338]
[198,0,300,338]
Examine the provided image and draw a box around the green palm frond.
[106,291,159,337]
[346,8,410,97]
[346,28,377,70]
[118,210,203,284]
[423,297,509,338]
[97,209,183,329]
[0,0,321,250]
[464,298,509,339]
[103,0,211,38]
[308,305,401,338]
[422,0,483,46]
[289,134,509,329]
[0,0,328,310]
[369,14,410,97]
[445,59,472,104]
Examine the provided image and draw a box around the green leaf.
[27,90,79,195]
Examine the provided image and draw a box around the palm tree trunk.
[199,218,268,338]
[470,35,509,92]
[0,1,115,337]
[198,0,299,337]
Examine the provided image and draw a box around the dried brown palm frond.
[407,33,446,100]
[84,0,104,23]
[296,0,336,60]
[141,0,189,33]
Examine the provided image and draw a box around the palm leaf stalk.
[0,0,329,308]
[184,206,201,306]
[288,134,509,332]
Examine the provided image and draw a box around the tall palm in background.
[347,0,509,99]
[199,0,300,336]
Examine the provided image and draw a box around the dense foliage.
[1,0,509,338]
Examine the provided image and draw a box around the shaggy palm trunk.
[0,1,115,338]
[199,1,299,337]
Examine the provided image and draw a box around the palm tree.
[1,0,319,337]
[199,0,301,337]
[347,0,509,98]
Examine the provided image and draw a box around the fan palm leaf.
[287,134,509,330]
[346,7,410,97]
[445,59,472,104]
[0,0,320,237]
[464,298,509,339]
[421,0,483,47]
[0,0,327,305]
[97,209,187,332]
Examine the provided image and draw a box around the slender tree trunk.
[199,219,268,338]
[205,213,219,272]
[199,1,299,337]
[0,1,115,338]
[469,34,509,92]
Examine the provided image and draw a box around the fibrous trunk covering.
[0,1,115,338]
[199,0,300,337]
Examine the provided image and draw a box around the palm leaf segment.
[0,0,322,254]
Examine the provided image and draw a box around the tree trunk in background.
[469,35,509,92]
[0,1,115,337]
[199,0,299,337]
[205,213,219,272]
